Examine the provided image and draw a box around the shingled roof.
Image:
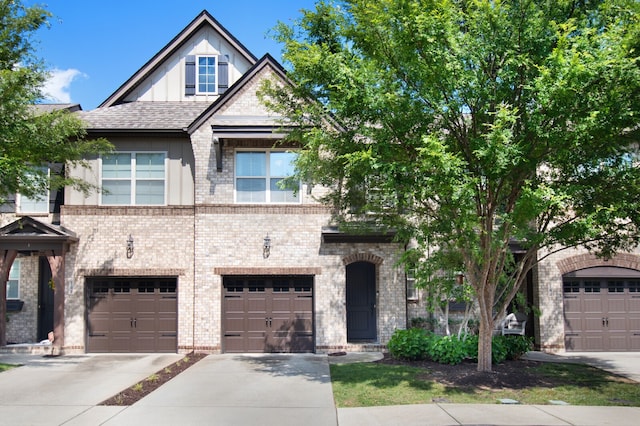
[78,102,210,132]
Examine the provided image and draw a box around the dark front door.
[346,261,377,341]
[37,257,54,341]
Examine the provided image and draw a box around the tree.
[0,0,111,203]
[262,0,640,371]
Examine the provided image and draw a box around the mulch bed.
[374,353,560,390]
[100,352,207,406]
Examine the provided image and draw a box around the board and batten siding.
[123,27,253,103]
[65,137,195,206]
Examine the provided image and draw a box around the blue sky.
[28,1,317,110]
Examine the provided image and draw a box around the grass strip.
[330,362,640,407]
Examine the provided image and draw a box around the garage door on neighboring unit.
[87,277,177,353]
[223,276,314,353]
[563,267,640,351]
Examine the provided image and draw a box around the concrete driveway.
[1,350,640,426]
[0,352,336,426]
[524,351,640,382]
[0,353,182,425]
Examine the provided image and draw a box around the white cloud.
[42,68,86,103]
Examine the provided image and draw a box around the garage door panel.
[630,334,640,350]
[247,335,268,352]
[609,334,628,350]
[247,298,267,312]
[157,298,177,313]
[583,334,605,350]
[222,276,314,353]
[272,298,292,311]
[224,336,245,352]
[87,278,177,353]
[583,299,603,313]
[292,316,312,331]
[564,316,582,332]
[608,298,626,313]
[88,296,110,313]
[135,317,157,332]
[224,318,246,333]
[629,297,640,311]
[563,295,580,312]
[564,274,640,352]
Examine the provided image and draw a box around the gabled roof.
[99,10,258,108]
[33,104,82,113]
[0,216,78,254]
[188,53,290,134]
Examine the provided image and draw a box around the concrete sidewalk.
[337,403,640,426]
[0,351,639,425]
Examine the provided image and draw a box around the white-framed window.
[235,150,299,203]
[7,259,20,300]
[17,166,49,214]
[101,152,166,205]
[406,269,418,301]
[197,55,217,94]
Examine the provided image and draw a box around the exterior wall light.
[127,234,134,259]
[263,234,271,259]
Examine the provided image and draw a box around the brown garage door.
[87,278,177,353]
[223,276,314,353]
[563,269,640,351]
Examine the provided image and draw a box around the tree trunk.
[477,317,493,371]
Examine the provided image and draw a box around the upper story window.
[101,152,166,205]
[235,150,299,203]
[7,259,20,300]
[185,54,228,96]
[17,166,49,214]
[197,55,217,94]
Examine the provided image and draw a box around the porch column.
[0,250,18,346]
[46,254,65,349]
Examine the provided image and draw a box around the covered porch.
[0,216,77,351]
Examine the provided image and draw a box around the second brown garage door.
[563,267,640,351]
[86,277,178,353]
[222,276,314,353]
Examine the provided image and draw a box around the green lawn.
[0,363,17,373]
[330,362,640,407]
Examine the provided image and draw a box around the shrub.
[387,328,431,360]
[502,335,534,360]
[388,329,534,365]
[491,335,509,364]
[427,335,469,365]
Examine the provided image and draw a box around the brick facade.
[535,246,640,351]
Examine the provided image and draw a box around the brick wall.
[536,246,640,351]
[5,256,38,344]
[61,207,195,351]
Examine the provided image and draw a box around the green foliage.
[388,329,533,365]
[502,335,534,361]
[265,0,640,371]
[0,0,111,202]
[387,328,430,360]
[426,335,469,365]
